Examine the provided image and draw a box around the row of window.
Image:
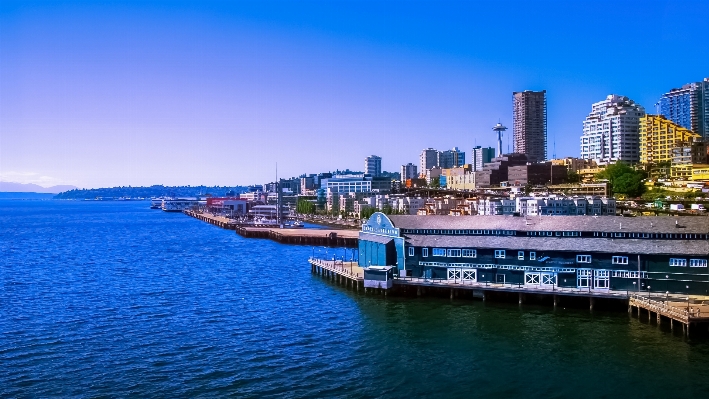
[402,229,707,240]
[526,231,580,237]
[411,248,707,268]
[670,258,708,267]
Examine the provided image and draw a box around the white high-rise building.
[419,148,440,174]
[580,95,645,165]
[400,163,418,182]
[364,155,382,177]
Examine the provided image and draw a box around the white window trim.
[518,251,524,260]
[462,249,477,258]
[612,256,628,265]
[447,249,462,257]
[495,250,506,259]
[422,248,428,257]
[669,258,687,267]
[529,252,536,261]
[576,255,592,263]
[408,247,414,257]
[689,259,707,268]
[432,248,446,257]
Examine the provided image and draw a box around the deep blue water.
[1,201,708,398]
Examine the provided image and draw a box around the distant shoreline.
[0,192,57,200]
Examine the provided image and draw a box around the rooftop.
[387,215,709,234]
[405,235,709,256]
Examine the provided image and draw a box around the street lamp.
[665,275,669,300]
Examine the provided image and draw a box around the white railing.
[394,276,629,297]
[629,294,701,321]
[309,257,363,280]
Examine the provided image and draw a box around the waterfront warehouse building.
[513,90,547,163]
[580,95,645,165]
[359,213,709,295]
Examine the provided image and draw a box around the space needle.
[492,122,507,157]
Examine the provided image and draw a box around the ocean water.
[1,200,708,398]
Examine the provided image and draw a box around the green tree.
[595,162,647,198]
[429,177,440,188]
[360,207,377,220]
[296,198,315,214]
[566,171,581,183]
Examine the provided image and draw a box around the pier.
[629,294,709,337]
[184,210,238,229]
[309,258,364,290]
[184,210,359,247]
[238,227,358,248]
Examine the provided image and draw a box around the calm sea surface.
[1,200,708,398]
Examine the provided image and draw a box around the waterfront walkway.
[239,228,358,247]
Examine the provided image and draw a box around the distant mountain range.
[0,182,78,194]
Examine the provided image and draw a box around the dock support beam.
[553,295,558,308]
[589,297,594,311]
[518,293,523,305]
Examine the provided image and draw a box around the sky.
[1,0,708,188]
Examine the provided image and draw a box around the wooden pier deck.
[309,258,364,290]
[184,210,358,248]
[184,210,238,229]
[629,294,709,337]
[237,227,359,248]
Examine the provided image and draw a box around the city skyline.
[2,0,708,188]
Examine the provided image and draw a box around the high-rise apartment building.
[471,146,495,171]
[513,90,547,162]
[364,155,382,177]
[580,95,645,165]
[439,147,465,169]
[419,148,440,174]
[400,163,418,182]
[639,115,700,165]
[656,78,709,139]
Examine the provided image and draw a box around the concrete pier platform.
[237,227,358,248]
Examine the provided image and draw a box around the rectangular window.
[576,255,592,263]
[689,259,707,267]
[422,248,428,257]
[408,247,414,257]
[518,251,524,260]
[432,248,446,257]
[447,249,461,257]
[495,250,506,259]
[529,252,536,260]
[462,249,476,258]
[669,258,686,267]
[612,256,628,265]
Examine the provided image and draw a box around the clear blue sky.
[1,0,708,188]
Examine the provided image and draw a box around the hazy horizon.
[2,0,708,189]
